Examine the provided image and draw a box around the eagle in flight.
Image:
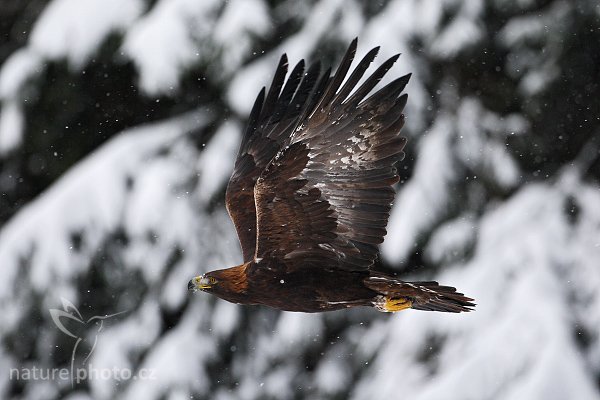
[189,39,474,313]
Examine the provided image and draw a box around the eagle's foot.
[374,296,413,312]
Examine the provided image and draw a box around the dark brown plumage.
[189,39,475,313]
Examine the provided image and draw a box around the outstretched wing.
[225,54,327,262]
[254,40,410,271]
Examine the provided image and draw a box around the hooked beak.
[188,275,211,292]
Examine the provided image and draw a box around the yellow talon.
[375,296,412,312]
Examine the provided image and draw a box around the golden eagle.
[189,39,474,313]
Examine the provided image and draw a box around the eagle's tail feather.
[365,276,475,313]
[408,281,475,313]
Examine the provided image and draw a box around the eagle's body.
[203,262,375,312]
[189,39,475,313]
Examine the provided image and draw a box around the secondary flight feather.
[189,39,475,313]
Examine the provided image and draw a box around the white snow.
[273,313,323,351]
[382,116,457,264]
[498,2,570,95]
[356,172,600,399]
[336,1,365,40]
[0,101,24,155]
[89,301,162,399]
[213,0,271,73]
[0,112,203,329]
[520,64,560,96]
[196,121,241,205]
[383,96,524,264]
[0,48,43,155]
[455,99,521,189]
[315,353,352,395]
[425,213,477,265]
[227,0,346,114]
[430,16,482,59]
[360,0,441,133]
[118,301,216,400]
[211,300,240,337]
[0,48,42,99]
[121,0,220,95]
[430,0,485,60]
[30,0,144,68]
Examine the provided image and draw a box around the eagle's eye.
[209,276,217,284]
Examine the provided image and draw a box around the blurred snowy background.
[1,0,600,399]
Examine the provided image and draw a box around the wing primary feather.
[394,93,409,112]
[331,46,380,105]
[262,54,289,120]
[238,87,265,157]
[270,60,305,126]
[284,61,322,132]
[306,67,332,119]
[287,61,322,121]
[316,38,358,110]
[343,53,400,107]
[360,73,411,109]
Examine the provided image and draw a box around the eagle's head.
[188,264,250,300]
[188,274,217,292]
